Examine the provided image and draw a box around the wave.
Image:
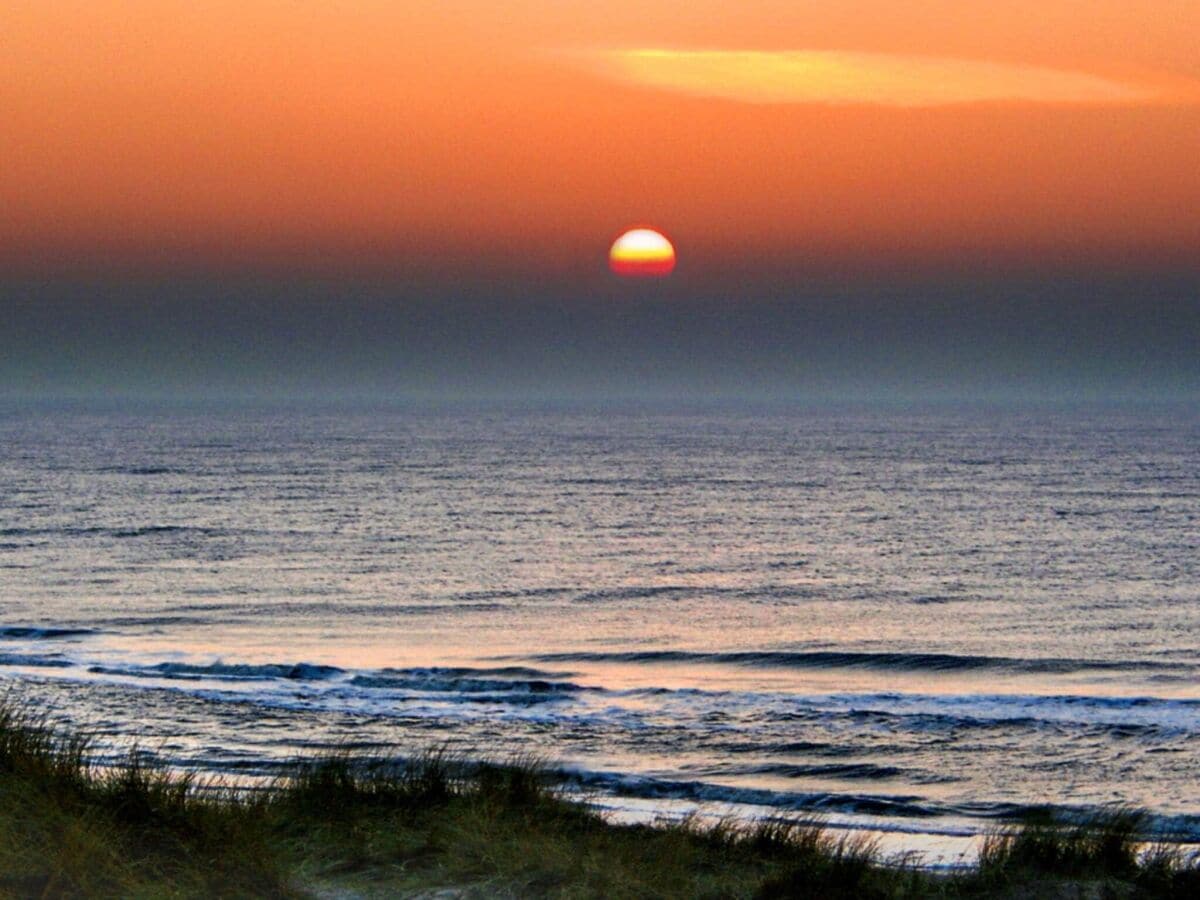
[0,626,97,640]
[563,769,942,818]
[693,762,928,782]
[349,667,585,698]
[631,684,1200,734]
[72,659,586,706]
[0,653,75,668]
[817,702,1199,736]
[98,465,185,476]
[111,525,226,539]
[5,638,1196,732]
[452,588,571,602]
[408,665,575,679]
[564,769,1200,839]
[0,526,224,539]
[525,649,1191,676]
[88,661,346,682]
[749,762,910,781]
[574,585,696,603]
[570,584,825,604]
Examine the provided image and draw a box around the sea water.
[1,402,1197,862]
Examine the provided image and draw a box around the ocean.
[1,402,1197,863]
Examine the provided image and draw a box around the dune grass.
[974,808,1200,899]
[0,701,1195,898]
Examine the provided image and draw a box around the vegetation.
[0,702,1195,898]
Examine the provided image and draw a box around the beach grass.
[0,702,1195,898]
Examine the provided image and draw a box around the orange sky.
[4,1,1199,277]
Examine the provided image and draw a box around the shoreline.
[4,665,1200,873]
[0,702,1196,898]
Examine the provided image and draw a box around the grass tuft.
[977,807,1147,880]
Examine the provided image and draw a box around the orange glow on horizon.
[2,2,1199,275]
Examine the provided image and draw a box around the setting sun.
[608,227,676,278]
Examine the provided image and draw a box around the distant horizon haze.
[2,269,1197,404]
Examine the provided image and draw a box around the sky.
[2,2,1198,401]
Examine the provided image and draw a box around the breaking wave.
[525,649,1191,676]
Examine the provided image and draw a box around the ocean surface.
[1,402,1197,863]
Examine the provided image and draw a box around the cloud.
[573,48,1199,108]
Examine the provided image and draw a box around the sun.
[608,227,676,278]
